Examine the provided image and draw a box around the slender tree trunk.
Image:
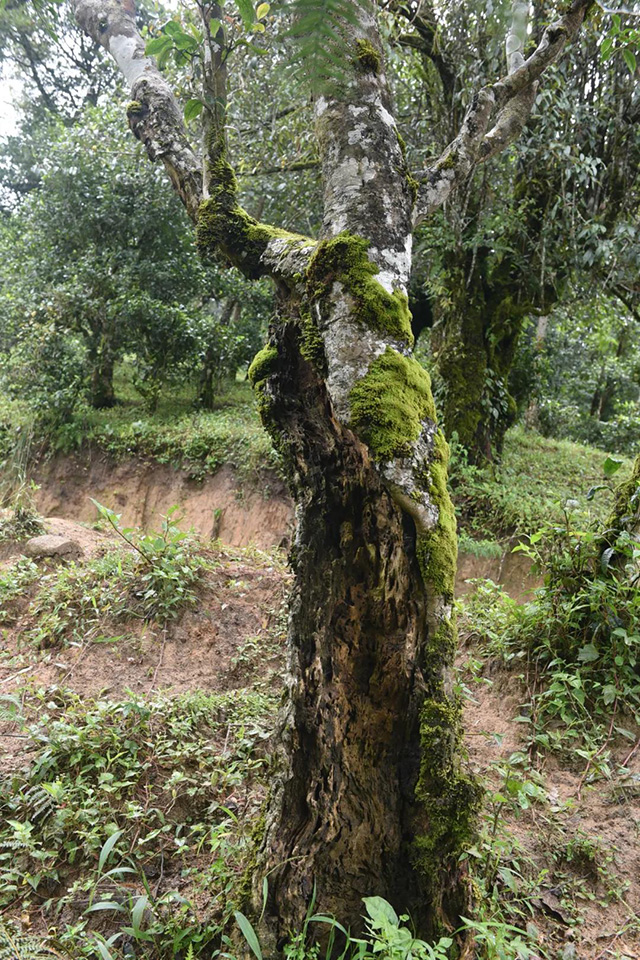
[89,350,116,408]
[198,299,240,409]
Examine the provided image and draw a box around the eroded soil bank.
[30,451,540,598]
[33,450,293,551]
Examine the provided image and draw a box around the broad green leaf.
[362,896,398,925]
[145,35,172,55]
[577,643,599,663]
[86,901,127,914]
[98,829,123,874]
[623,48,637,73]
[94,941,116,960]
[603,455,623,478]
[131,895,149,934]
[184,98,204,122]
[234,911,263,960]
[235,0,255,28]
[163,20,184,37]
[256,2,270,18]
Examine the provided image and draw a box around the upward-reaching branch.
[413,0,595,224]
[71,0,316,281]
[72,0,203,219]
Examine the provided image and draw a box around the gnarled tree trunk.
[72,0,594,941]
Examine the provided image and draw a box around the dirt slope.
[33,451,294,550]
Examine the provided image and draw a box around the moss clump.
[307,233,414,345]
[437,150,458,171]
[406,171,419,204]
[354,38,381,74]
[416,430,457,602]
[299,310,327,375]
[196,152,311,279]
[349,348,436,462]
[126,100,143,117]
[414,695,481,896]
[248,345,278,387]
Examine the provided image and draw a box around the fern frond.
[0,924,61,960]
[287,0,370,93]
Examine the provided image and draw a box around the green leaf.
[577,643,599,663]
[234,0,255,28]
[184,98,204,122]
[163,20,184,37]
[623,48,637,73]
[131,895,149,935]
[98,829,123,874]
[362,896,398,925]
[602,684,617,705]
[603,455,623,478]
[256,2,270,18]
[234,911,263,960]
[94,940,116,960]
[86,901,127,914]
[600,36,613,58]
[145,35,172,55]
[601,546,616,573]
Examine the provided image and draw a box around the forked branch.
[413,0,595,223]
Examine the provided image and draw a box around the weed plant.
[22,506,204,646]
[0,688,274,958]
[460,459,640,770]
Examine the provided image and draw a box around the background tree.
[392,1,639,462]
[72,0,597,940]
[0,104,269,413]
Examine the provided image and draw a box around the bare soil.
[462,649,640,959]
[33,450,294,550]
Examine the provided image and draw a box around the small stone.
[23,535,83,560]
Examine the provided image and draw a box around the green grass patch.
[0,687,273,958]
[451,425,632,540]
[0,377,280,487]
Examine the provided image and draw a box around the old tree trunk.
[73,0,593,941]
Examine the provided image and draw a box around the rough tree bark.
[73,0,594,941]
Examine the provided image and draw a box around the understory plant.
[462,456,640,764]
[0,689,273,958]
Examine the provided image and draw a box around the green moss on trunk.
[248,344,279,387]
[354,38,381,74]
[307,233,414,346]
[349,347,435,461]
[416,431,457,602]
[196,151,311,278]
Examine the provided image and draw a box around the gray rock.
[23,535,83,560]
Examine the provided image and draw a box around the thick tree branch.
[413,0,595,224]
[72,0,203,219]
[72,0,315,281]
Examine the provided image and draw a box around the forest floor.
[0,507,638,959]
[0,390,637,958]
